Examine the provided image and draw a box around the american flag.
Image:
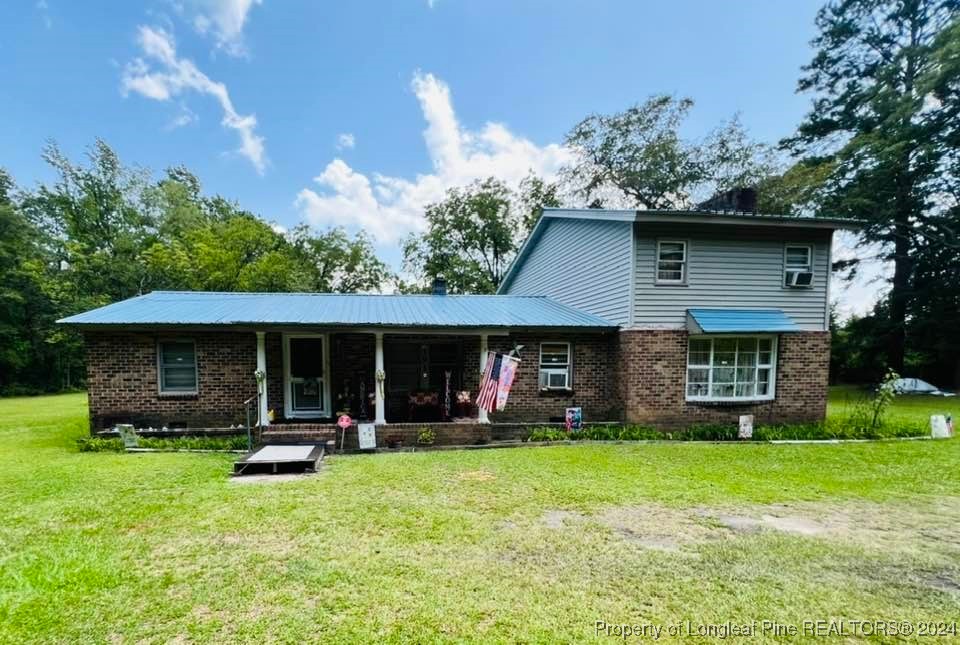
[476,351,520,412]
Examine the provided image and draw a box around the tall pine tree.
[786,0,959,371]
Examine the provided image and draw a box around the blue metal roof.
[686,308,801,334]
[58,291,616,329]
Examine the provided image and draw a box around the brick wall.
[85,331,257,430]
[617,329,830,427]
[84,327,827,433]
[489,332,621,423]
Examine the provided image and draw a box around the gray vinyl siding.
[633,224,832,331]
[503,218,632,325]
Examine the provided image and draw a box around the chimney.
[696,187,758,213]
[432,276,447,296]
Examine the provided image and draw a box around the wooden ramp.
[233,443,325,476]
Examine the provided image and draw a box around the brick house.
[60,207,855,440]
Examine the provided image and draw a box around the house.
[59,207,857,443]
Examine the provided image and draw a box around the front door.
[285,335,328,418]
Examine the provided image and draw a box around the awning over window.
[686,309,801,334]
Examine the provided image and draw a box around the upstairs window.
[539,342,571,390]
[686,336,776,401]
[784,245,814,288]
[158,340,198,394]
[656,240,687,284]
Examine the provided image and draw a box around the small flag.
[477,351,520,412]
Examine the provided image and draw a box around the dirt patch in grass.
[541,509,584,529]
[597,505,716,551]
[710,510,828,536]
[456,469,496,482]
[540,498,960,555]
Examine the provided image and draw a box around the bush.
[417,427,436,445]
[77,437,124,452]
[525,420,927,443]
[528,425,666,442]
[77,434,249,452]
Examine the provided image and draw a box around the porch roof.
[58,291,617,330]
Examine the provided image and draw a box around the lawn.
[1,392,958,643]
[828,384,960,426]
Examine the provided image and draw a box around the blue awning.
[686,309,801,334]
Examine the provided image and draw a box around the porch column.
[478,333,489,424]
[374,331,386,424]
[256,331,269,426]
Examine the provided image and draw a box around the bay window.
[686,336,776,402]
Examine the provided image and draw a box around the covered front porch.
[257,329,505,428]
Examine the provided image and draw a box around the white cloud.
[121,25,267,174]
[295,71,572,243]
[178,0,262,57]
[166,103,198,129]
[36,0,52,29]
[336,132,355,150]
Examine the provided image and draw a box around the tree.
[517,172,561,234]
[907,205,960,385]
[561,96,775,209]
[402,178,517,293]
[141,168,393,294]
[3,139,396,393]
[22,140,155,306]
[754,161,834,215]
[784,0,960,371]
[289,226,391,293]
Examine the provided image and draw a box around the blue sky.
[1,0,883,313]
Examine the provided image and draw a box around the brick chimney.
[697,187,758,213]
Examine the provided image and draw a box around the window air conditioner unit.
[785,270,814,287]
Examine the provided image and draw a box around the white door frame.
[282,332,331,419]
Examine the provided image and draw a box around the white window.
[158,340,198,394]
[656,240,687,284]
[539,342,571,390]
[784,245,814,288]
[686,336,776,401]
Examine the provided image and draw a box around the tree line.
[1,0,958,394]
[0,141,391,393]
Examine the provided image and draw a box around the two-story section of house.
[498,207,857,427]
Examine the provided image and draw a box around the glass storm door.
[287,336,326,416]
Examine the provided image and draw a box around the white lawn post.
[478,333,489,424]
[374,331,386,425]
[255,331,269,427]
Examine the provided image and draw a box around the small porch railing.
[242,392,260,452]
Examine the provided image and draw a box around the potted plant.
[417,427,436,446]
[386,433,404,449]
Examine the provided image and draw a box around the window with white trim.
[686,336,776,401]
[539,342,571,390]
[784,245,813,288]
[158,340,198,393]
[656,240,687,283]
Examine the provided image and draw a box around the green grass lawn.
[829,384,960,426]
[1,391,958,643]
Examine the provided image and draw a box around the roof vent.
[432,276,447,296]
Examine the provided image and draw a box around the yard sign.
[358,423,376,450]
